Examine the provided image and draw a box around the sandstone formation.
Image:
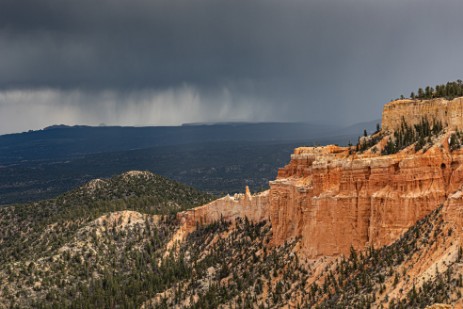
[177,97,463,258]
[424,305,453,309]
[382,97,463,132]
[177,187,269,231]
[270,141,463,257]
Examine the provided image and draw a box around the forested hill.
[0,170,213,307]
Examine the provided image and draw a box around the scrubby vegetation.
[408,80,463,100]
[30,216,185,308]
[0,171,212,263]
[312,207,443,308]
[381,117,443,154]
[356,132,383,153]
[449,131,463,151]
[355,117,444,155]
[143,204,463,309]
[2,169,463,308]
[0,171,213,307]
[0,167,317,309]
[300,205,463,308]
[1,210,311,308]
[145,218,311,309]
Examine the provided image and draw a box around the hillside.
[139,205,463,308]
[0,171,213,307]
[163,96,463,307]
[5,97,463,307]
[3,191,462,308]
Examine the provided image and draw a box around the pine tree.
[418,88,424,98]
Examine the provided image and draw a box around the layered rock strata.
[382,97,463,131]
[177,187,269,231]
[271,141,463,257]
[177,97,463,258]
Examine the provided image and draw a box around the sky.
[1,0,463,134]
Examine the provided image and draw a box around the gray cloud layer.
[1,0,463,133]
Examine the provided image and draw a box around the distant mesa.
[181,121,294,126]
[43,124,91,130]
[43,124,72,130]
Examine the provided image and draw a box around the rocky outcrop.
[269,98,463,257]
[424,305,453,309]
[177,187,269,232]
[270,142,463,257]
[382,97,463,132]
[266,97,463,257]
[443,186,463,231]
[178,97,463,258]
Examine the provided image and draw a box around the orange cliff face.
[382,97,463,132]
[271,142,463,257]
[177,187,269,231]
[177,97,463,259]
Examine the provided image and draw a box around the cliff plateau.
[382,97,463,132]
[178,97,463,259]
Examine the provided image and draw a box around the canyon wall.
[178,97,463,258]
[271,142,463,257]
[382,97,463,131]
[268,97,463,257]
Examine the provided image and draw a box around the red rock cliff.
[271,141,463,257]
[271,97,463,257]
[178,97,463,258]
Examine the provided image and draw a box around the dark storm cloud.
[0,0,336,89]
[1,0,463,133]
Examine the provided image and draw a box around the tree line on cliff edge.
[401,80,463,100]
